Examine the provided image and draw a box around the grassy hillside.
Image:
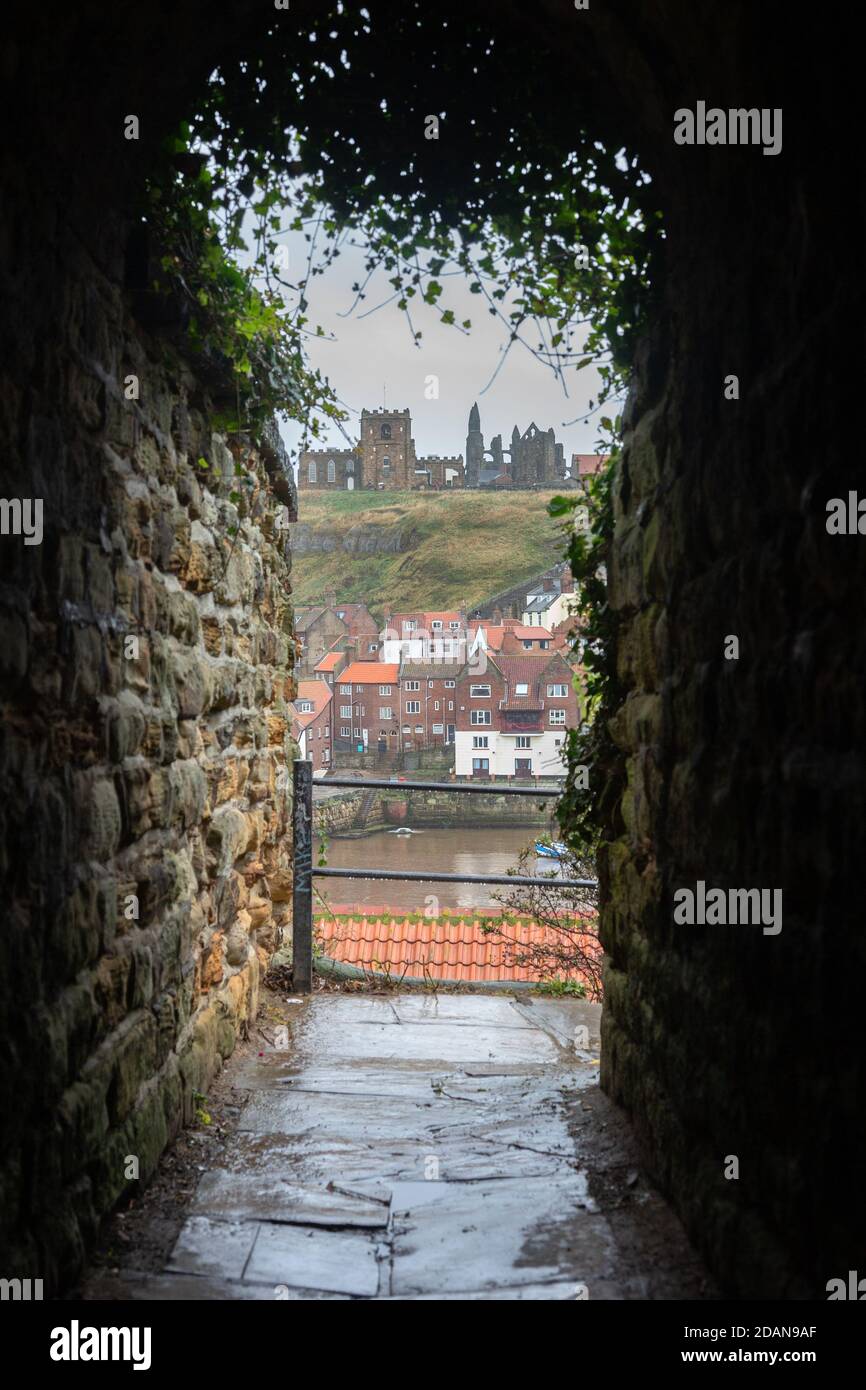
[292,490,568,615]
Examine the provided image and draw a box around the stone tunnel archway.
[0,0,862,1299]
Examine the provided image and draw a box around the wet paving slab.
[101,993,714,1300]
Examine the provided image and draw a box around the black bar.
[292,759,314,992]
[316,776,564,796]
[314,866,596,889]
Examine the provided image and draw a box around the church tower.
[465,402,484,487]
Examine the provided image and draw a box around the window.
[308,461,317,483]
[415,725,423,734]
[432,723,444,734]
[540,640,550,649]
[428,679,434,688]
[379,707,392,719]
[523,640,533,650]
[340,705,352,718]
[471,710,491,725]
[515,682,529,696]
[340,726,350,737]
[516,735,531,749]
[470,683,491,698]
[445,680,456,688]
[431,620,442,630]
[340,684,351,694]
[547,683,567,698]
[379,685,392,695]
[515,757,532,773]
[297,700,313,713]
[382,456,391,473]
[404,679,420,691]
[405,700,421,714]
[402,725,410,734]
[327,459,336,482]
[323,749,330,762]
[472,735,489,749]
[448,701,454,711]
[434,700,440,711]
[403,620,417,631]
[449,621,460,630]
[549,709,566,725]
[346,457,354,473]
[472,757,490,773]
[380,422,392,439]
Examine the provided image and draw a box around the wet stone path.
[88,993,712,1300]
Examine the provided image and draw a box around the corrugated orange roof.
[338,661,399,684]
[316,909,600,984]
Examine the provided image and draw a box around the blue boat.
[535,840,568,859]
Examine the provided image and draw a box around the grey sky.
[275,226,614,466]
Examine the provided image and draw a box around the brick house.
[313,647,348,689]
[454,650,579,779]
[330,602,381,660]
[398,661,462,749]
[290,680,333,775]
[381,609,468,664]
[295,607,349,677]
[333,661,400,755]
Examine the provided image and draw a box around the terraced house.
[333,661,401,756]
[454,650,579,779]
[398,661,462,749]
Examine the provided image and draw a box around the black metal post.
[292,759,314,992]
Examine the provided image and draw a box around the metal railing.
[291,760,595,991]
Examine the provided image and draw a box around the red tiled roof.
[571,453,609,475]
[491,652,569,692]
[339,661,399,684]
[472,624,506,650]
[315,651,345,672]
[316,908,599,984]
[296,679,333,715]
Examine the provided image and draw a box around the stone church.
[298,408,463,491]
[299,403,566,490]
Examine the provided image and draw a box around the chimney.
[493,607,502,624]
[326,588,336,608]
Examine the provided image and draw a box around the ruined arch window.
[308,461,317,483]
[381,422,392,439]
[327,459,336,482]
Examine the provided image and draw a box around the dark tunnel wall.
[1,1,863,1294]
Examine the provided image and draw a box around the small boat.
[389,826,420,835]
[535,840,567,859]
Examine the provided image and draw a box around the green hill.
[291,490,568,616]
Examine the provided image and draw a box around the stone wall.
[0,182,297,1288]
[316,788,556,837]
[595,76,861,1295]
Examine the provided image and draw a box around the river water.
[316,825,555,912]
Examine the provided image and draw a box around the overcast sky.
[273,225,616,467]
